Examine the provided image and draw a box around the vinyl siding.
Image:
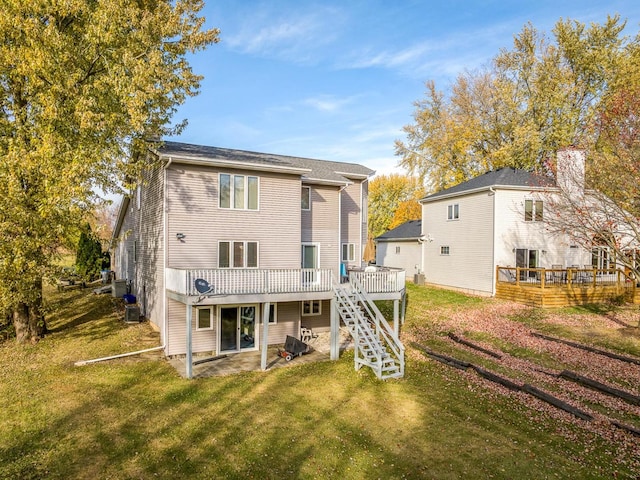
[166,165,301,269]
[340,182,363,266]
[494,189,589,270]
[136,165,164,331]
[376,240,421,276]
[422,190,494,295]
[301,184,340,275]
[166,300,319,356]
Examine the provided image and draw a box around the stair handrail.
[349,275,405,368]
[333,284,383,357]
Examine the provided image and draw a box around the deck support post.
[330,296,339,360]
[393,299,400,337]
[186,304,192,379]
[261,301,270,371]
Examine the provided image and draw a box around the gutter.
[74,345,165,366]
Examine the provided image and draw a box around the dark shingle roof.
[375,220,422,241]
[157,141,374,184]
[422,168,554,202]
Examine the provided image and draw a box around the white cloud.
[301,94,358,113]
[224,5,345,63]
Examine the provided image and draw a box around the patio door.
[301,243,319,284]
[515,248,538,280]
[219,305,257,353]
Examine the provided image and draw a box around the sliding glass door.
[219,305,257,353]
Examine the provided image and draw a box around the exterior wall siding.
[340,182,363,267]
[422,190,495,295]
[136,165,165,331]
[302,184,340,276]
[494,189,590,270]
[376,240,421,276]
[166,165,301,270]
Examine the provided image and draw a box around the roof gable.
[157,141,374,185]
[421,168,554,202]
[375,220,422,241]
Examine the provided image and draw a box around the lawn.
[1,284,639,479]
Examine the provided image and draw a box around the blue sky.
[172,0,640,177]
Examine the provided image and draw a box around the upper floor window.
[524,199,543,222]
[301,186,311,210]
[395,246,401,254]
[447,204,459,220]
[218,241,258,268]
[440,246,450,255]
[219,174,259,210]
[342,243,356,262]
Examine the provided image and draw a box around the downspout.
[74,345,165,366]
[489,186,497,295]
[163,157,173,354]
[338,184,348,280]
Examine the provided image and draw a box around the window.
[219,241,258,268]
[524,199,543,222]
[395,246,401,254]
[447,204,459,220]
[196,307,213,330]
[440,246,450,255]
[267,304,277,324]
[219,174,259,210]
[302,300,321,316]
[301,186,310,210]
[342,243,356,262]
[592,247,611,270]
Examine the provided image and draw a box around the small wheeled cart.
[278,335,310,361]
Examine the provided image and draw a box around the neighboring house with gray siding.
[375,220,422,277]
[419,148,597,296]
[111,141,375,367]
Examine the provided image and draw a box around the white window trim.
[447,203,459,221]
[302,300,322,316]
[219,173,260,211]
[524,199,544,222]
[218,240,259,269]
[341,243,357,262]
[195,306,213,331]
[301,186,311,211]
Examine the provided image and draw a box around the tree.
[0,0,219,342]
[368,174,424,239]
[75,224,102,281]
[395,16,627,192]
[542,40,640,281]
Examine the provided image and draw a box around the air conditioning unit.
[125,305,140,323]
[414,273,425,286]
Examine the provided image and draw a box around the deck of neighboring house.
[496,266,640,307]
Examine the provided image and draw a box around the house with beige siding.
[419,149,603,297]
[111,141,405,379]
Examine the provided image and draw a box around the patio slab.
[168,329,354,378]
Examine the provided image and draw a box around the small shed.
[375,220,422,277]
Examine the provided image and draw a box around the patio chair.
[300,326,318,343]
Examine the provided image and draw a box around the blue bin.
[123,294,136,304]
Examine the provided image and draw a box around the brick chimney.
[556,147,585,195]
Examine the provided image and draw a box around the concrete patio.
[167,329,354,378]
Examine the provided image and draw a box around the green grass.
[1,286,638,479]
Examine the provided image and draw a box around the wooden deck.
[496,266,640,307]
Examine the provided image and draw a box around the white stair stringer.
[333,280,405,380]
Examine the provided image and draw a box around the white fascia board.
[302,177,352,187]
[420,184,558,203]
[334,171,372,180]
[111,196,130,242]
[160,154,311,176]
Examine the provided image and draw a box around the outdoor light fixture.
[176,233,186,240]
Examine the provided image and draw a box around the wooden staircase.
[333,277,404,380]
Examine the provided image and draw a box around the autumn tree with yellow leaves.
[395,16,630,192]
[0,0,219,342]
[368,174,424,239]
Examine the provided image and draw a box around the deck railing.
[166,267,408,297]
[166,268,333,296]
[348,268,406,294]
[497,266,633,289]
